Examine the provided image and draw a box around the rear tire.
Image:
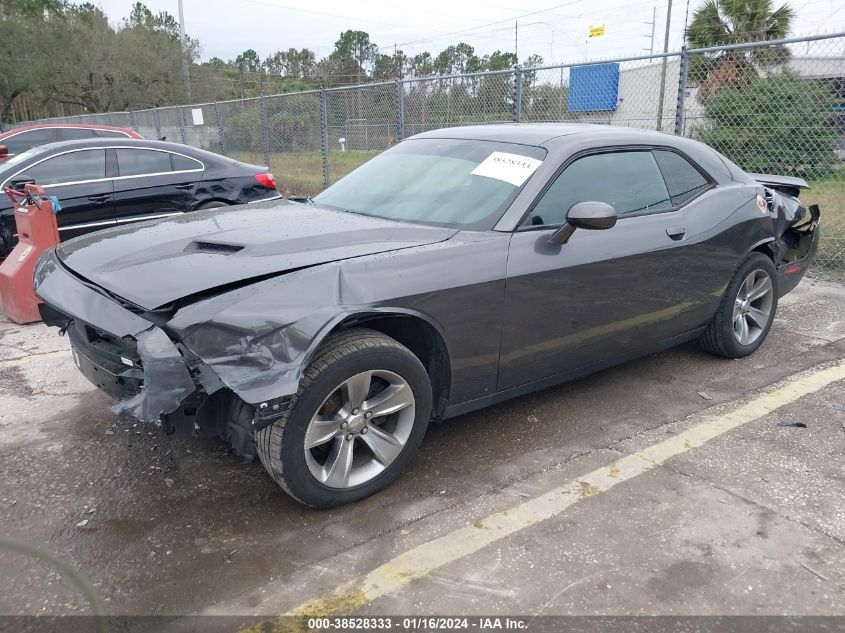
[699,253,778,358]
[256,328,432,508]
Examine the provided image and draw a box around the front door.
[498,148,714,391]
[25,148,115,240]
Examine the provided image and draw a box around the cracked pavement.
[0,277,843,618]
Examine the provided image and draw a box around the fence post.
[395,80,405,142]
[320,88,329,189]
[214,101,227,155]
[153,107,161,140]
[129,110,138,133]
[673,47,689,136]
[260,96,271,167]
[177,107,187,144]
[513,66,524,123]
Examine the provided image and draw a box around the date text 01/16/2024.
[306,617,529,630]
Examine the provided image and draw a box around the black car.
[33,124,820,508]
[0,138,280,257]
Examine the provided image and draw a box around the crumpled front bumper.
[34,252,198,426]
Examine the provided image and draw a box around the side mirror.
[550,201,617,244]
[9,174,36,190]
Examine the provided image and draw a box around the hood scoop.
[186,241,244,255]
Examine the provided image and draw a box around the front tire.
[256,328,432,508]
[699,253,778,358]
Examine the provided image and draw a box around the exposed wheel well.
[332,314,451,422]
[752,241,776,262]
[195,199,232,210]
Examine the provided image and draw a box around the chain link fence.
[13,33,845,271]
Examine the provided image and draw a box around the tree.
[521,54,544,90]
[409,52,433,78]
[128,2,178,40]
[329,30,377,83]
[524,83,568,121]
[203,57,229,69]
[0,0,68,127]
[694,71,838,178]
[522,54,543,69]
[236,49,262,73]
[373,50,407,80]
[482,51,517,71]
[264,48,316,78]
[686,0,794,101]
[433,43,478,76]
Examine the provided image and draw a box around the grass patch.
[229,150,378,196]
[804,176,844,271]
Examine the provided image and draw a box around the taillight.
[0,145,7,160]
[255,172,277,189]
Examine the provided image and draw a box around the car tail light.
[0,145,7,160]
[255,172,277,189]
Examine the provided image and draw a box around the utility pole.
[177,0,192,101]
[515,21,518,60]
[644,7,657,54]
[655,0,672,131]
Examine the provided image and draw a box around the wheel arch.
[318,310,452,423]
[194,198,233,210]
[747,237,777,263]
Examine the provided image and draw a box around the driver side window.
[527,150,671,227]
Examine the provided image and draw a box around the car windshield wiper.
[288,195,316,205]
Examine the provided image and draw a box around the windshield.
[0,145,49,178]
[314,138,546,230]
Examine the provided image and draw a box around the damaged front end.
[752,174,821,296]
[33,252,264,458]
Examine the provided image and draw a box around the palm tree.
[686,0,795,102]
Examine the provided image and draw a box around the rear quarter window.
[171,153,203,171]
[653,150,711,207]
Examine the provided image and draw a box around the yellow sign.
[588,24,606,38]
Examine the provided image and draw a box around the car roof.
[0,123,137,138]
[409,123,676,147]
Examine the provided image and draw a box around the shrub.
[694,71,839,178]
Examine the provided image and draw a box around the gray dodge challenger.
[33,124,820,507]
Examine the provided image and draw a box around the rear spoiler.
[749,173,809,197]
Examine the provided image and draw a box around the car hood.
[56,201,457,310]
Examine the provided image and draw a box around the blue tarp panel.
[567,63,620,112]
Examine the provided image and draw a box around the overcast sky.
[95,0,845,66]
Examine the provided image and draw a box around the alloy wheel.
[732,269,774,346]
[303,370,416,489]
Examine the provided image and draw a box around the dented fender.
[165,260,452,409]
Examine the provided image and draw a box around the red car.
[0,123,142,161]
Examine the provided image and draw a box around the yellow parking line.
[285,359,845,617]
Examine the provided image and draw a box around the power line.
[382,0,593,50]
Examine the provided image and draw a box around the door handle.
[666,226,686,240]
[174,184,194,190]
[87,194,111,203]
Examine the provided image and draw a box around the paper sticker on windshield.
[471,152,543,187]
